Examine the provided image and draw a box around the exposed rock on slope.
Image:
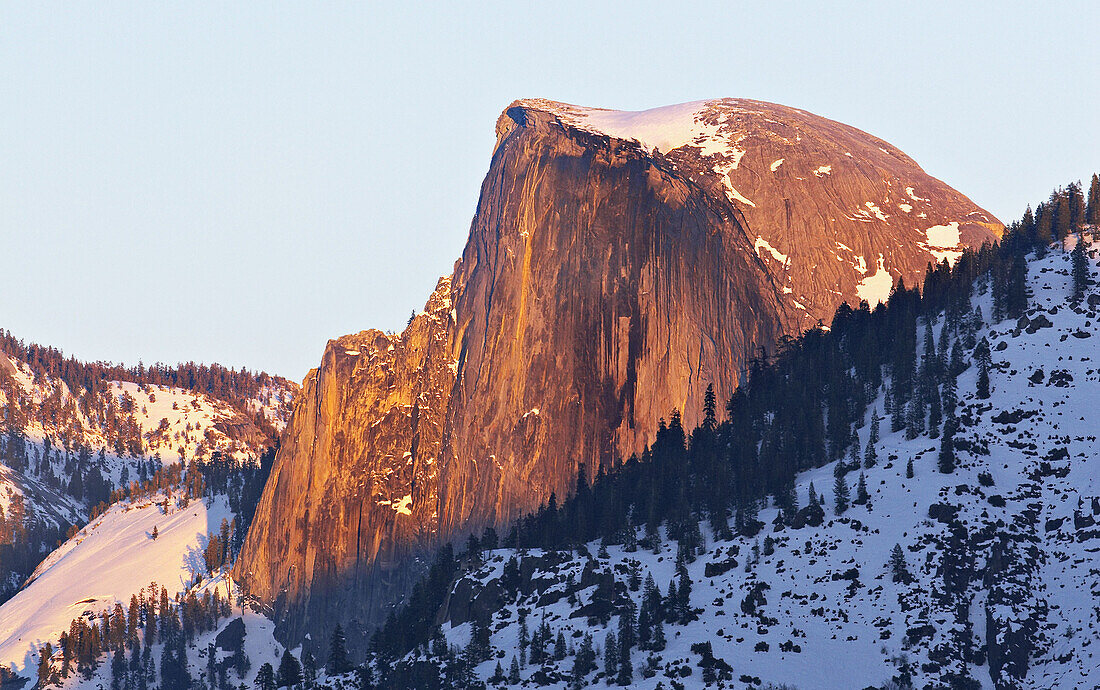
[237,279,457,644]
[518,99,1001,321]
[235,98,1000,652]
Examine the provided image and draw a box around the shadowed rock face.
[234,98,1000,654]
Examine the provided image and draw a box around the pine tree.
[775,480,798,514]
[111,648,126,690]
[847,435,862,470]
[572,633,596,684]
[855,472,870,506]
[603,631,618,679]
[942,375,958,419]
[938,418,957,474]
[1072,237,1089,302]
[975,338,992,400]
[1087,173,1100,225]
[639,574,660,648]
[141,646,152,688]
[1056,187,1074,240]
[890,544,909,582]
[508,656,520,684]
[1022,204,1037,241]
[623,515,638,553]
[928,385,943,438]
[833,473,849,515]
[703,383,717,428]
[618,601,636,656]
[37,643,54,689]
[160,633,191,690]
[948,339,965,378]
[864,409,879,468]
[129,646,141,689]
[675,559,692,623]
[651,615,666,652]
[1003,254,1029,318]
[468,609,491,663]
[616,600,636,684]
[906,456,914,479]
[597,540,610,559]
[255,664,276,690]
[891,382,906,434]
[301,651,316,689]
[636,597,652,651]
[616,644,633,686]
[938,319,951,361]
[528,618,549,665]
[518,614,529,663]
[1069,181,1086,231]
[127,595,140,651]
[664,578,677,623]
[904,398,924,440]
[921,324,938,388]
[206,643,217,690]
[325,624,351,676]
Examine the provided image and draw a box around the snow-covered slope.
[387,239,1100,689]
[0,355,290,473]
[0,494,232,673]
[0,346,295,601]
[13,563,287,690]
[19,239,1099,690]
[0,463,82,529]
[516,99,731,157]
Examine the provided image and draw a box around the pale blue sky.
[2,2,1098,379]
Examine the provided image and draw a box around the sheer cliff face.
[235,98,1000,651]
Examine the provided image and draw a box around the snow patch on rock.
[754,237,789,265]
[864,201,889,222]
[393,494,413,516]
[723,179,757,207]
[855,254,893,306]
[522,99,742,160]
[925,222,964,265]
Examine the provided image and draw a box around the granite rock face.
[234,98,1000,653]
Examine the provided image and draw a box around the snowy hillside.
[0,343,295,602]
[0,463,82,530]
[0,494,232,672]
[377,238,1100,689]
[57,591,286,690]
[1,353,292,473]
[12,226,1098,690]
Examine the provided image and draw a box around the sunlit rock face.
[235,98,999,655]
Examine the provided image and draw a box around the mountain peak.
[506,97,1000,316]
[238,96,1004,653]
